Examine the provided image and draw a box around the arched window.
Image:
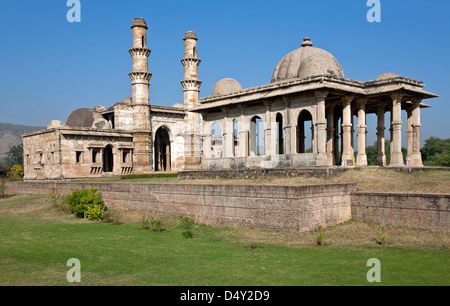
[297,110,313,153]
[249,116,265,156]
[275,113,284,154]
[211,122,223,158]
[233,119,239,157]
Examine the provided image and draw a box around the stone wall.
[6,181,449,233]
[179,167,349,179]
[6,181,355,233]
[352,192,449,233]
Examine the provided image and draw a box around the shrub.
[7,165,24,181]
[179,215,195,239]
[141,214,150,230]
[46,187,70,212]
[150,215,165,233]
[102,203,125,225]
[85,204,107,221]
[66,187,106,219]
[316,227,327,246]
[0,178,6,198]
[376,225,388,245]
[0,163,10,178]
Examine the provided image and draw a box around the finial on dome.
[301,37,313,47]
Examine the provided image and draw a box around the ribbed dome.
[271,37,344,83]
[211,78,243,96]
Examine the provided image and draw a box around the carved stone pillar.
[410,97,423,167]
[341,95,355,166]
[356,98,368,167]
[376,103,386,166]
[326,103,336,166]
[389,91,405,166]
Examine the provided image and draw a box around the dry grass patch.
[221,220,449,249]
[174,168,450,194]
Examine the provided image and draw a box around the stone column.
[376,103,387,166]
[326,103,336,166]
[283,97,292,155]
[356,98,368,167]
[222,107,233,158]
[405,106,413,166]
[263,100,272,156]
[410,97,423,167]
[315,93,328,166]
[389,91,405,166]
[237,105,246,157]
[341,95,355,166]
[202,133,212,158]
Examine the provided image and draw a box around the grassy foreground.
[0,194,449,286]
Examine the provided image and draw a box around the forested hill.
[0,122,45,159]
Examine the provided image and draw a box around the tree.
[421,137,450,167]
[1,144,23,168]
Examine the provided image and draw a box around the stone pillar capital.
[314,89,329,100]
[342,94,354,104]
[389,91,405,103]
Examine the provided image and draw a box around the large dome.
[65,108,104,128]
[211,78,243,96]
[271,37,344,83]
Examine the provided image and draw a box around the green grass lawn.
[0,194,448,286]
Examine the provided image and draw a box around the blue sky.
[0,0,448,146]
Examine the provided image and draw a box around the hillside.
[0,122,45,159]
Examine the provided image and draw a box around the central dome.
[271,37,344,83]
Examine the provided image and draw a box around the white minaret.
[180,31,202,169]
[129,18,152,172]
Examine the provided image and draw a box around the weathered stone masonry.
[6,181,449,233]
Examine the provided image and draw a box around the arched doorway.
[275,113,284,154]
[297,110,314,153]
[103,145,114,173]
[154,126,171,171]
[249,116,265,156]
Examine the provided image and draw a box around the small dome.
[92,118,111,130]
[121,97,132,104]
[375,72,400,81]
[65,108,104,128]
[271,37,344,83]
[94,105,107,112]
[212,78,243,96]
[47,120,64,129]
[183,31,198,41]
[131,18,148,29]
[172,103,184,108]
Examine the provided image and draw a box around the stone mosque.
[22,18,438,180]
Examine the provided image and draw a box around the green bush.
[66,187,106,219]
[316,227,327,246]
[376,225,388,245]
[179,215,195,239]
[120,173,178,180]
[85,204,107,221]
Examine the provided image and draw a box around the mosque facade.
[22,18,438,180]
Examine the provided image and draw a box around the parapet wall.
[7,181,355,233]
[6,181,449,233]
[352,192,449,233]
